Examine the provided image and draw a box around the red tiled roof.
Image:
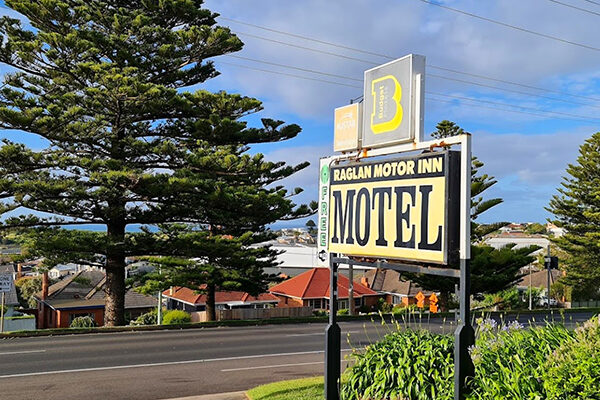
[163,286,279,305]
[269,268,377,299]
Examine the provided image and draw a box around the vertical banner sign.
[362,54,425,148]
[334,103,362,152]
[317,157,334,266]
[0,273,12,293]
[328,151,459,264]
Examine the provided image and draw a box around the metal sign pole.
[325,253,341,400]
[454,134,475,400]
[1,292,5,333]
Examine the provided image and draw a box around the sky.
[2,0,600,229]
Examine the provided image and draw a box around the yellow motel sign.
[328,151,460,264]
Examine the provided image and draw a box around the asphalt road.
[0,311,594,400]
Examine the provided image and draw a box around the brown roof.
[38,270,155,310]
[361,269,431,297]
[269,268,377,299]
[163,286,279,305]
[516,269,563,289]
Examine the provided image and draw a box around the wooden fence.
[190,306,312,322]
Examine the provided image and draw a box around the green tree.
[525,222,547,235]
[305,219,317,235]
[15,276,42,308]
[405,121,536,309]
[547,132,600,299]
[0,0,312,325]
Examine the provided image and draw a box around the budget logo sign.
[362,54,425,148]
[328,151,460,264]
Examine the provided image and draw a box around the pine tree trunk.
[206,283,216,322]
[105,222,126,326]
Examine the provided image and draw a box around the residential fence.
[2,316,36,332]
[190,306,313,322]
[571,300,600,308]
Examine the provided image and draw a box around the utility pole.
[157,266,162,325]
[0,292,5,333]
[546,245,551,311]
[528,263,532,310]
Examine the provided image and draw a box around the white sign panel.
[362,54,425,148]
[317,157,334,266]
[0,273,12,293]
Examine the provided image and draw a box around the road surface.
[0,312,593,400]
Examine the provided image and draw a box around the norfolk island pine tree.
[0,0,314,325]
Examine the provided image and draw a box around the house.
[269,267,381,311]
[359,268,432,306]
[163,286,279,312]
[484,233,550,251]
[48,263,80,279]
[516,268,564,297]
[35,270,156,328]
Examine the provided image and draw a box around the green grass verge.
[247,377,323,400]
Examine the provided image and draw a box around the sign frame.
[327,150,460,265]
[324,134,474,400]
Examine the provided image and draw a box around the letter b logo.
[370,75,402,134]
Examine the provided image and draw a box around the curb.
[162,391,247,400]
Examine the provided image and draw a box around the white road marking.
[0,350,46,356]
[0,349,354,379]
[286,330,358,337]
[221,361,323,372]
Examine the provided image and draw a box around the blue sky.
[2,0,600,228]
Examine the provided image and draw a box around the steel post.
[325,254,340,400]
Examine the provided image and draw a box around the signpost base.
[325,256,340,400]
[454,324,475,399]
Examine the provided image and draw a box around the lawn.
[246,377,323,400]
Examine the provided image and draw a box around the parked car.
[539,297,558,307]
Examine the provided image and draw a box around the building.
[269,267,381,310]
[163,286,279,312]
[359,268,432,306]
[484,233,550,251]
[516,268,564,297]
[35,270,156,328]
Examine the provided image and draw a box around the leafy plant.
[130,309,158,326]
[468,319,573,399]
[543,316,600,399]
[162,309,191,325]
[70,316,95,328]
[337,308,349,316]
[341,328,454,400]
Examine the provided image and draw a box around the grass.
[246,377,323,400]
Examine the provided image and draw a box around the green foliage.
[376,298,393,313]
[525,222,547,235]
[0,0,315,325]
[468,321,573,399]
[162,309,191,325]
[547,132,600,297]
[130,309,158,326]
[69,316,95,328]
[337,308,349,316]
[14,277,42,308]
[341,329,454,400]
[551,281,572,302]
[72,276,92,287]
[247,377,324,400]
[543,316,600,399]
[358,304,371,314]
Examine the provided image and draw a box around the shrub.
[162,309,191,325]
[376,298,393,313]
[130,309,158,325]
[358,304,371,314]
[312,310,327,317]
[341,328,454,400]
[70,316,95,328]
[467,319,573,399]
[543,316,600,399]
[337,308,349,316]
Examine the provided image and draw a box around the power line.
[545,0,600,16]
[223,17,600,103]
[224,52,600,111]
[226,55,362,82]
[428,73,600,110]
[426,96,597,124]
[217,60,600,123]
[580,0,600,6]
[217,61,362,89]
[426,91,600,123]
[220,17,393,61]
[236,32,376,65]
[416,0,600,52]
